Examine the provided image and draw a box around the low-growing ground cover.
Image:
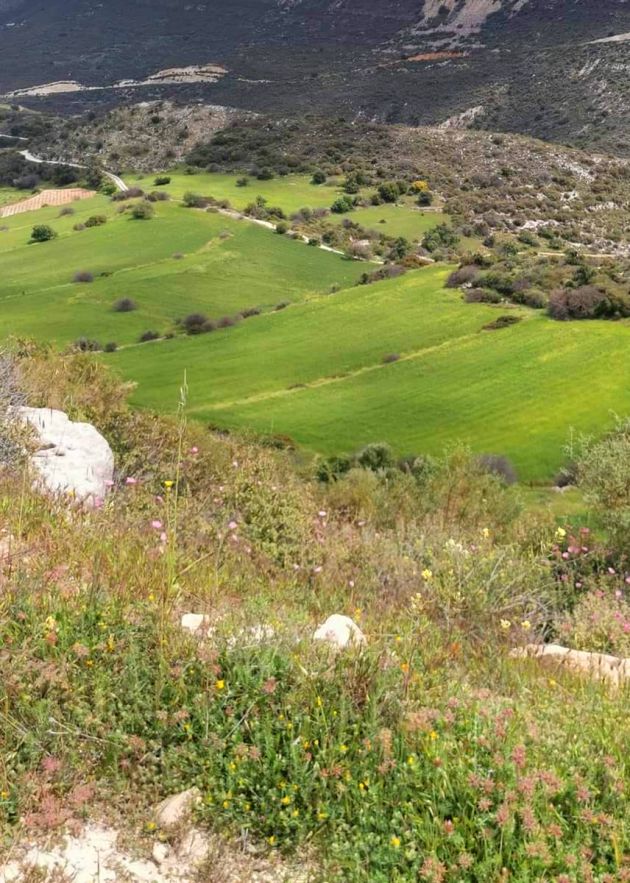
[0,200,365,345]
[0,350,628,882]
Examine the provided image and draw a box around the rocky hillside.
[1,0,630,154]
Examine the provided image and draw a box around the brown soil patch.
[0,188,96,218]
[407,51,467,62]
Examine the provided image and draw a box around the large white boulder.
[313,614,366,649]
[19,407,114,506]
[510,643,629,687]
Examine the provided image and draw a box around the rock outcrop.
[19,407,114,507]
[313,614,366,649]
[510,643,630,687]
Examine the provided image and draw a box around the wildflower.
[339,744,348,754]
[401,662,410,674]
[317,811,327,820]
[151,520,163,530]
[315,696,323,708]
[500,619,511,631]
[421,568,433,581]
[429,730,438,741]
[521,620,532,631]
[267,835,276,845]
[262,678,277,695]
[390,836,401,849]
[281,795,291,805]
[318,510,327,518]
[215,679,225,691]
[145,821,156,832]
[482,527,490,538]
[190,446,199,455]
[228,520,238,531]
[164,480,174,489]
[125,477,137,486]
[44,615,57,632]
[0,791,8,800]
[556,527,566,539]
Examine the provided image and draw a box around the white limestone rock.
[313,614,366,649]
[19,407,113,506]
[180,613,212,635]
[154,787,201,830]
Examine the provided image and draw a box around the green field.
[0,198,366,345]
[0,186,20,207]
[131,171,448,241]
[3,180,630,482]
[327,203,448,240]
[108,270,630,480]
[132,171,343,215]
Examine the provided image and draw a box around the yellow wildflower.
[215,679,225,691]
[556,527,566,539]
[164,480,174,489]
[500,619,512,631]
[421,568,433,581]
[390,836,401,849]
[281,795,291,805]
[521,620,532,631]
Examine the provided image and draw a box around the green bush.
[30,224,57,243]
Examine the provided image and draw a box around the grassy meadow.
[2,178,630,482]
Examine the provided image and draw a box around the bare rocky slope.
[1,0,630,154]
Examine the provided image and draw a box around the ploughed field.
[1,175,630,482]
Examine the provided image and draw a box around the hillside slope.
[1,0,630,153]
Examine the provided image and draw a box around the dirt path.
[19,149,128,193]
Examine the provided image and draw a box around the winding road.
[18,149,128,192]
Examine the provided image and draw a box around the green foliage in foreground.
[0,350,628,880]
[2,596,627,882]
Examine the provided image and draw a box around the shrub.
[240,307,262,319]
[73,271,94,283]
[183,192,209,208]
[130,201,154,220]
[112,187,144,201]
[576,417,630,557]
[113,298,137,313]
[274,301,290,311]
[330,195,355,214]
[147,190,170,202]
[172,252,185,260]
[154,175,171,186]
[256,168,275,180]
[182,313,210,335]
[356,442,395,473]
[58,206,75,217]
[360,265,406,285]
[446,265,479,288]
[311,170,326,184]
[138,330,160,342]
[464,288,502,304]
[218,315,238,328]
[476,454,518,485]
[422,223,459,252]
[482,315,523,330]
[382,353,401,364]
[236,176,249,187]
[72,337,102,352]
[276,221,289,234]
[84,215,107,228]
[548,285,606,321]
[103,342,118,353]
[30,224,57,243]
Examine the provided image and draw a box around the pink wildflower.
[151,520,163,530]
[125,477,137,486]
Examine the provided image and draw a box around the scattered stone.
[510,643,630,686]
[176,829,210,864]
[313,614,366,649]
[154,787,201,830]
[152,841,170,864]
[19,407,114,507]
[180,613,212,635]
